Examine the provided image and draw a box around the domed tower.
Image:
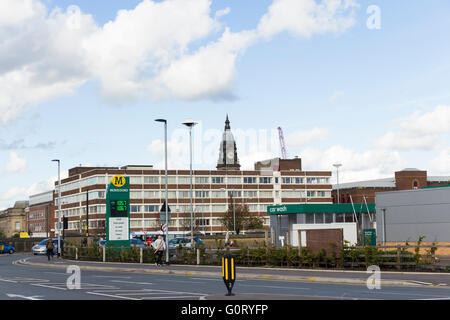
[217,115,240,171]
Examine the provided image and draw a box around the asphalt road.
[1,253,450,301]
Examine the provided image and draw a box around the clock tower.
[217,115,241,171]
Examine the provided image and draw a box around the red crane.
[277,127,287,159]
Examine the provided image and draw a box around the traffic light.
[222,254,236,296]
[63,216,68,230]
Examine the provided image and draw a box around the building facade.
[332,168,450,204]
[0,201,29,238]
[375,186,450,243]
[27,191,54,238]
[50,117,332,236]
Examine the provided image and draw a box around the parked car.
[0,242,15,254]
[168,237,204,249]
[95,238,145,248]
[31,238,64,255]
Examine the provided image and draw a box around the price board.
[106,175,130,247]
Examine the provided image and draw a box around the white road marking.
[142,295,204,300]
[238,284,310,290]
[190,278,221,281]
[0,278,18,283]
[6,293,43,300]
[86,291,141,300]
[92,275,131,279]
[110,280,153,285]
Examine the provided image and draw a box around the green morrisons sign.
[267,203,376,215]
[106,175,130,247]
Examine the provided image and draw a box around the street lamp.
[182,119,197,244]
[333,163,342,204]
[155,119,169,264]
[52,159,61,257]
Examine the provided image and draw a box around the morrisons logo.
[111,175,126,188]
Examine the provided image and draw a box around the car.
[95,238,146,248]
[168,237,204,249]
[0,242,15,254]
[31,238,64,255]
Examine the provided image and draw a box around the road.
[1,253,450,300]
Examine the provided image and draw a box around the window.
[130,176,142,184]
[228,177,242,184]
[130,205,142,213]
[413,181,418,189]
[259,191,273,198]
[282,177,292,184]
[130,191,142,199]
[162,176,177,184]
[212,177,224,184]
[307,191,316,198]
[259,177,271,184]
[244,191,257,198]
[195,219,210,226]
[144,176,159,184]
[211,190,226,198]
[195,191,209,198]
[15,222,21,231]
[244,177,257,184]
[195,177,209,184]
[178,176,190,184]
[295,177,303,184]
[227,190,242,198]
[178,191,190,198]
[275,177,279,184]
[144,191,160,199]
[143,205,158,212]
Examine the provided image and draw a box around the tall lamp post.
[155,119,169,264]
[333,163,342,204]
[52,159,61,257]
[182,119,197,245]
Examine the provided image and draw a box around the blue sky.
[0,0,449,209]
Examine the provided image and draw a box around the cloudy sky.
[1,0,449,209]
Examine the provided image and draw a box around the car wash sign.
[106,175,130,247]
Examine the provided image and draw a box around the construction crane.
[277,127,287,159]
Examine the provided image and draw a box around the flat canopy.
[267,203,376,215]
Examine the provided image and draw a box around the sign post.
[106,175,130,248]
[363,229,376,246]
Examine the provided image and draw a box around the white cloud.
[428,148,450,174]
[375,105,450,151]
[3,151,27,173]
[285,127,329,148]
[257,0,358,39]
[300,144,407,183]
[0,0,360,123]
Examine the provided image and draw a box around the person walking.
[153,235,165,266]
[46,238,54,261]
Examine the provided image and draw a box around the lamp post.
[155,119,169,264]
[333,163,342,204]
[182,119,197,245]
[52,159,61,257]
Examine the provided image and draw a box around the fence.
[0,238,45,252]
[61,243,450,272]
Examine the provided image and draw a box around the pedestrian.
[153,235,165,266]
[46,238,54,261]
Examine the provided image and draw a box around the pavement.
[15,253,450,288]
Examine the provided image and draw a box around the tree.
[220,196,264,234]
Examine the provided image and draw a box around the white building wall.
[291,222,358,246]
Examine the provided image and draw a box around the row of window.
[58,175,331,193]
[58,203,271,217]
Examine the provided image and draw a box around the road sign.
[363,229,376,246]
[161,224,167,232]
[106,175,130,247]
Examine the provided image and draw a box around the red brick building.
[332,168,450,204]
[27,191,55,238]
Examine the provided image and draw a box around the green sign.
[106,175,130,247]
[363,229,376,246]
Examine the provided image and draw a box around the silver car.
[32,238,63,255]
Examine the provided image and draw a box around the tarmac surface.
[1,253,450,300]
